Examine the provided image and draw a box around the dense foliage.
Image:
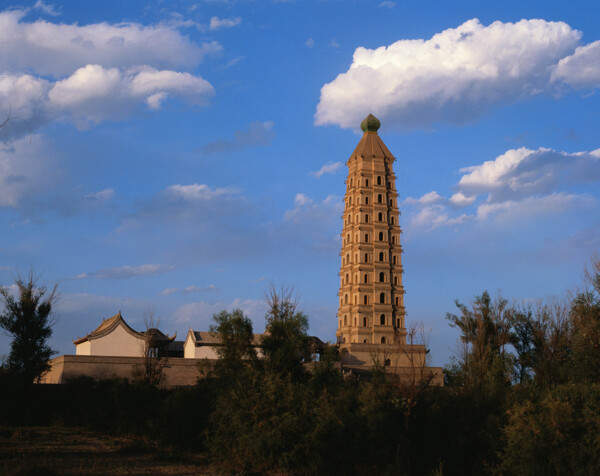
[2,260,600,474]
[0,272,57,383]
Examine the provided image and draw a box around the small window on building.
[365,233,369,242]
[344,315,347,326]
[364,274,368,283]
[395,297,399,306]
[394,276,398,285]
[377,176,382,185]
[381,337,387,344]
[380,292,385,304]
[389,198,393,205]
[364,253,368,263]
[379,272,384,282]
[391,217,395,225]
[365,196,369,205]
[380,314,385,325]
[378,212,383,221]
[350,178,353,187]
[363,339,368,343]
[363,295,368,305]
[378,194,382,203]
[378,232,384,241]
[345,273,349,283]
[385,358,390,366]
[396,318,400,327]
[345,294,348,304]
[393,256,397,265]
[379,252,384,261]
[365,179,369,187]
[343,337,346,343]
[392,236,396,244]
[355,317,357,326]
[365,214,369,223]
[363,317,367,327]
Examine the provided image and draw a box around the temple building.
[73,312,179,358]
[336,114,442,385]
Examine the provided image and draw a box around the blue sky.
[1,0,599,367]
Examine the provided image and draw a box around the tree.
[261,284,311,380]
[511,306,535,384]
[132,307,167,387]
[0,272,57,383]
[528,298,571,389]
[445,291,514,387]
[568,255,600,384]
[210,308,258,379]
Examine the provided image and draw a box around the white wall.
[193,345,219,359]
[75,340,91,356]
[184,333,196,359]
[88,324,145,357]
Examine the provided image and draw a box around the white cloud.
[315,18,592,129]
[46,64,214,127]
[163,183,239,201]
[379,1,395,7]
[183,284,218,294]
[209,16,242,30]
[310,161,343,178]
[449,192,476,207]
[81,264,174,280]
[551,40,600,89]
[408,205,472,232]
[84,189,114,202]
[476,193,592,221]
[305,38,315,48]
[284,193,343,225]
[404,191,445,206]
[160,287,179,296]
[160,284,218,296]
[32,1,60,16]
[0,9,218,77]
[123,183,245,229]
[403,146,600,233]
[0,10,219,135]
[458,147,600,202]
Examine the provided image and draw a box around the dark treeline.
[2,264,600,475]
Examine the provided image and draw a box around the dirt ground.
[0,426,214,475]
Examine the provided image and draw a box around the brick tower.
[336,113,406,347]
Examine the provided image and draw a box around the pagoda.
[336,114,442,384]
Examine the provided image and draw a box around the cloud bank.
[315,18,600,129]
[404,147,600,232]
[0,9,218,135]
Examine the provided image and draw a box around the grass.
[0,425,213,475]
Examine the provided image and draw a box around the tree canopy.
[0,272,57,383]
